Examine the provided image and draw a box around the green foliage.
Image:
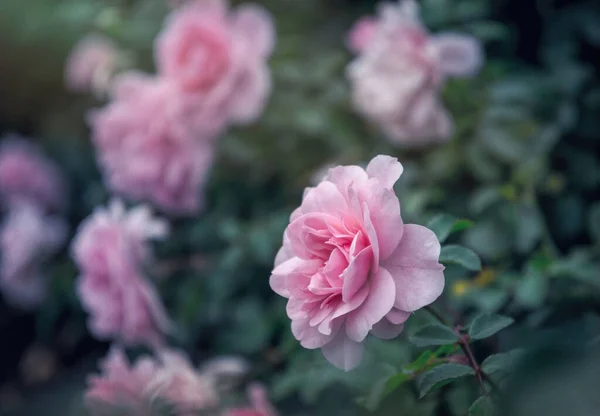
[468,396,499,416]
[428,214,474,243]
[440,245,483,271]
[481,350,526,375]
[417,363,475,398]
[468,314,515,340]
[410,324,459,347]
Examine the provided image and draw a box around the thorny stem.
[424,306,491,398]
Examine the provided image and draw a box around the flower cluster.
[86,0,275,215]
[270,155,445,370]
[85,347,275,416]
[71,199,170,348]
[0,137,68,309]
[347,0,483,145]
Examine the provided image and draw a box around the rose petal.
[383,224,445,312]
[321,331,364,371]
[232,4,276,58]
[365,155,404,190]
[345,267,396,342]
[387,308,411,324]
[371,319,405,340]
[341,246,373,302]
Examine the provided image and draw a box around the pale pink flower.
[65,34,120,95]
[89,72,216,215]
[0,203,67,309]
[226,383,278,416]
[155,0,275,125]
[270,156,445,371]
[71,200,170,348]
[347,0,483,145]
[347,16,378,54]
[85,347,158,415]
[86,347,218,416]
[0,137,66,212]
[147,350,218,413]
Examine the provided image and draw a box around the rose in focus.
[270,155,445,370]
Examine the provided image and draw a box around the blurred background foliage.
[1,0,599,415]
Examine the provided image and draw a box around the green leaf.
[410,324,460,347]
[468,396,499,416]
[428,214,457,243]
[469,314,514,340]
[383,372,413,397]
[417,363,475,398]
[451,219,474,234]
[427,215,473,243]
[481,349,525,375]
[440,245,482,271]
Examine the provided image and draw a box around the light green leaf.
[451,219,475,234]
[440,245,482,271]
[410,324,460,347]
[418,363,475,398]
[468,396,499,416]
[428,215,475,244]
[481,349,526,375]
[469,314,515,340]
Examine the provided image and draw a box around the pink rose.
[226,383,278,416]
[86,347,218,415]
[86,347,158,415]
[155,0,275,125]
[89,73,216,215]
[147,350,218,413]
[0,203,67,309]
[65,34,120,95]
[71,200,171,348]
[270,156,445,370]
[347,16,378,54]
[347,0,483,145]
[0,137,66,212]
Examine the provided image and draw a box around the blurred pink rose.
[347,16,378,54]
[156,0,275,125]
[147,350,218,413]
[71,200,171,348]
[65,34,120,95]
[87,347,218,415]
[89,73,216,215]
[0,203,67,309]
[270,156,445,370]
[86,347,158,415]
[347,0,483,145]
[0,137,66,212]
[226,383,278,416]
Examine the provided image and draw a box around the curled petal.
[365,155,404,190]
[321,331,365,371]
